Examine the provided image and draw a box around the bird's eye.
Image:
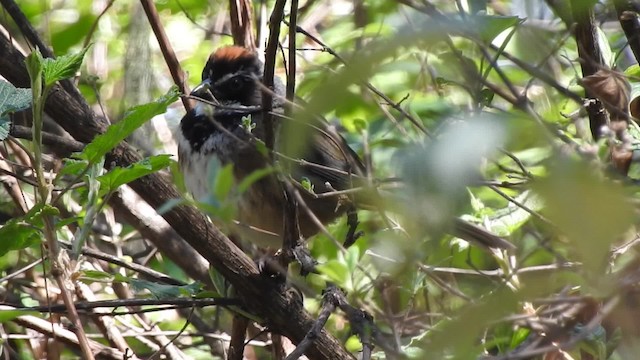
[228,77,243,91]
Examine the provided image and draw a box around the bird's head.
[191,46,263,107]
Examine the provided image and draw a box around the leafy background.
[1,0,640,359]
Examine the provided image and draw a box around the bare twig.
[262,0,287,152]
[139,0,192,112]
[286,0,299,101]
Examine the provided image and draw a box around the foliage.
[1,0,640,359]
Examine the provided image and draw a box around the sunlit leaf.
[0,310,39,322]
[316,260,349,285]
[43,45,91,86]
[0,222,41,256]
[97,154,172,194]
[78,86,179,164]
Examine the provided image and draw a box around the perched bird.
[177,45,514,251]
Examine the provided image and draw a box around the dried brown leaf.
[582,69,631,121]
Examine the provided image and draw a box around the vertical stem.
[26,55,96,360]
[262,0,287,153]
[571,0,607,140]
[286,0,298,102]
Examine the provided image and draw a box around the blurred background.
[2,0,640,359]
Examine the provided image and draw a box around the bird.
[177,45,514,251]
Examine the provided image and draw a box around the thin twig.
[262,0,287,152]
[139,0,192,112]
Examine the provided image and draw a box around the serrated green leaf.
[97,154,172,194]
[0,80,32,139]
[78,86,179,164]
[0,117,9,141]
[0,310,39,323]
[43,45,91,86]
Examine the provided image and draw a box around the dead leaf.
[582,69,631,122]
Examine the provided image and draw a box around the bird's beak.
[190,79,213,100]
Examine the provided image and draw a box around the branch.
[613,0,640,64]
[229,0,256,49]
[569,0,608,141]
[262,0,287,152]
[139,0,192,112]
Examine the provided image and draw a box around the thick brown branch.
[613,1,640,64]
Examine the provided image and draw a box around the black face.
[201,52,263,106]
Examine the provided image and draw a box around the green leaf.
[128,279,202,299]
[78,86,179,164]
[57,158,90,178]
[25,49,44,89]
[479,88,495,107]
[237,167,275,193]
[316,260,349,285]
[97,154,172,194]
[595,26,613,68]
[467,15,521,43]
[0,222,41,256]
[213,163,235,200]
[42,45,91,86]
[0,80,32,140]
[625,64,640,80]
[0,204,62,256]
[299,177,315,194]
[0,310,39,322]
[208,267,228,297]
